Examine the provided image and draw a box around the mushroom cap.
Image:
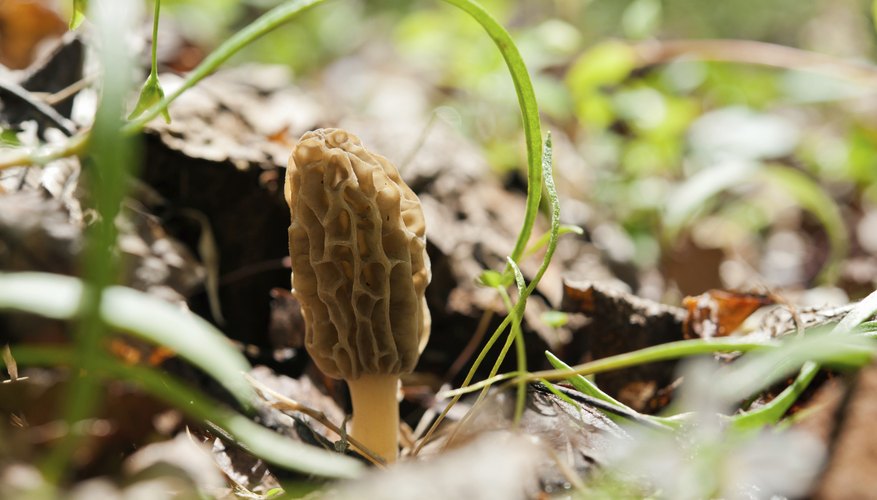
[285,128,431,380]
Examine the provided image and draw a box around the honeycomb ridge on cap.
[285,128,431,380]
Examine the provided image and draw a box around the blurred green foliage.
[154,0,877,289]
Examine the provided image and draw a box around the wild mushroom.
[284,128,430,463]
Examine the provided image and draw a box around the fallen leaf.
[0,0,66,69]
[683,289,775,339]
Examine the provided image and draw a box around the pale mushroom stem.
[347,373,400,464]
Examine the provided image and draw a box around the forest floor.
[3,5,877,499]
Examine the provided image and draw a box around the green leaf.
[524,224,584,258]
[128,75,171,123]
[544,351,681,428]
[70,0,87,29]
[0,128,21,147]
[729,329,875,431]
[539,310,568,328]
[622,0,662,39]
[567,41,637,92]
[477,270,507,288]
[124,0,329,132]
[0,272,254,408]
[729,293,877,432]
[506,257,526,295]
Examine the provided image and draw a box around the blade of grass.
[123,0,327,132]
[719,329,874,405]
[526,337,777,383]
[507,257,528,423]
[536,380,675,430]
[439,0,542,263]
[128,0,170,123]
[831,289,877,335]
[545,351,628,409]
[5,346,363,479]
[42,0,139,483]
[545,351,685,428]
[103,362,362,478]
[524,225,584,258]
[730,361,819,431]
[414,135,557,453]
[124,0,544,276]
[733,288,877,429]
[0,272,254,406]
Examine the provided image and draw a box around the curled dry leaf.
[682,289,776,340]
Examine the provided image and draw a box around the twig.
[243,372,387,467]
[633,39,877,87]
[33,74,98,106]
[0,79,76,136]
[444,307,495,382]
[2,345,18,381]
[545,447,587,492]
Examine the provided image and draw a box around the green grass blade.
[730,361,819,431]
[832,288,877,335]
[123,0,328,133]
[720,330,874,405]
[545,351,683,428]
[5,346,363,479]
[506,257,528,423]
[529,337,776,382]
[545,351,627,408]
[439,0,543,263]
[731,291,877,430]
[102,362,362,478]
[0,272,254,407]
[48,0,141,482]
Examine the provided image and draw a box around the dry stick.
[545,447,587,492]
[33,74,99,106]
[399,422,417,452]
[633,39,877,85]
[0,79,76,136]
[243,373,386,467]
[219,257,289,286]
[2,345,18,381]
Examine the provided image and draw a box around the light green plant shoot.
[128,0,171,123]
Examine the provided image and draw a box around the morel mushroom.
[285,128,431,463]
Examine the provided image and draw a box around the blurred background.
[4,0,877,306]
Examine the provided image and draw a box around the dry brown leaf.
[682,289,775,339]
[0,0,66,69]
